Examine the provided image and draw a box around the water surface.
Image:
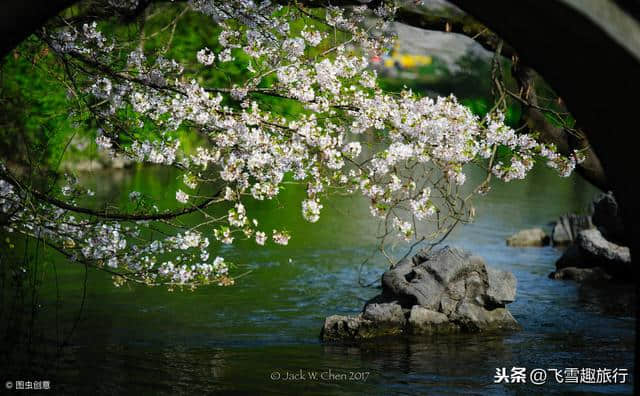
[2,164,634,395]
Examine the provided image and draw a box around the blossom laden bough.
[0,0,584,290]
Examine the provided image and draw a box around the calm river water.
[2,163,635,395]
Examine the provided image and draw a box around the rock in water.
[321,246,520,342]
[551,214,593,246]
[549,267,612,283]
[506,228,550,247]
[549,192,632,283]
[591,191,626,245]
[407,306,458,334]
[550,192,624,247]
[551,228,631,280]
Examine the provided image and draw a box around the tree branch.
[392,5,609,191]
[510,60,609,191]
[1,171,222,221]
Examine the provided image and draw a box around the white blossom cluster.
[0,1,584,289]
[0,167,233,288]
[51,21,113,56]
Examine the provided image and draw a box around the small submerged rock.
[321,246,520,342]
[550,266,612,283]
[506,228,550,247]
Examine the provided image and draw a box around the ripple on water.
[4,166,634,395]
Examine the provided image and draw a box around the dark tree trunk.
[0,1,76,57]
[510,62,609,191]
[449,0,639,387]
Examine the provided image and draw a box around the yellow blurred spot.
[383,51,432,70]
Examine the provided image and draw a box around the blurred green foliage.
[1,38,89,168]
[0,3,524,175]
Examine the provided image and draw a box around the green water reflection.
[2,163,634,395]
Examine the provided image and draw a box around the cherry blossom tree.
[0,0,582,289]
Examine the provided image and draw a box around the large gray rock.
[552,228,631,280]
[506,228,550,247]
[591,192,626,245]
[381,256,446,310]
[577,229,630,268]
[321,246,520,342]
[551,214,593,246]
[407,306,458,335]
[362,302,406,327]
[485,267,517,307]
[450,302,519,332]
[549,192,632,284]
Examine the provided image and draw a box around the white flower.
[272,230,290,245]
[410,188,435,220]
[282,37,305,61]
[393,217,414,241]
[108,257,119,268]
[301,199,322,223]
[224,187,236,201]
[183,174,197,189]
[61,185,73,197]
[228,203,246,227]
[218,48,233,62]
[301,27,324,46]
[255,231,266,245]
[196,47,215,65]
[342,142,361,158]
[176,190,189,203]
[231,85,248,101]
[95,135,112,151]
[214,227,234,244]
[389,175,402,191]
